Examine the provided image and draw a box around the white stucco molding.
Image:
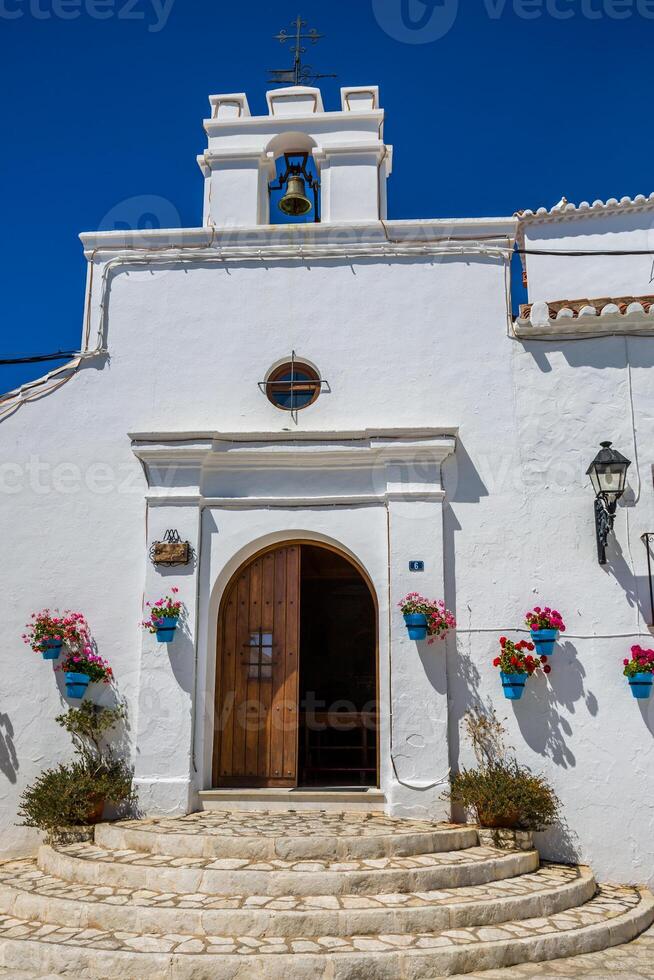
[80,218,517,259]
[515,298,654,339]
[130,428,458,506]
[514,191,654,266]
[517,192,654,225]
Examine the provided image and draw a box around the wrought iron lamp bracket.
[594,496,617,566]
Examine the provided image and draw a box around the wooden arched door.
[212,545,300,787]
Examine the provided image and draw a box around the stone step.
[0,885,650,979]
[95,813,479,861]
[39,842,540,898]
[199,788,386,813]
[0,860,596,939]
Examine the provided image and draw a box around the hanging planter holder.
[501,672,527,701]
[531,629,559,657]
[629,672,653,700]
[156,617,179,644]
[41,639,63,661]
[404,613,428,641]
[65,672,90,700]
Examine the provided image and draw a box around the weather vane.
[268,15,337,87]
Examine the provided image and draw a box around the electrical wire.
[4,233,654,423]
[0,351,78,366]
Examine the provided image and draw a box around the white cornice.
[515,299,654,339]
[203,109,384,135]
[80,218,517,257]
[517,193,654,225]
[131,428,458,505]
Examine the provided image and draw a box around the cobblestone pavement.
[1,925,653,977]
[57,838,500,872]
[0,884,644,959]
[117,810,452,838]
[460,922,654,978]
[0,859,579,912]
[0,924,652,978]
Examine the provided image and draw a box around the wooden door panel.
[214,545,300,788]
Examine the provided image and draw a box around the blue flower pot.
[65,672,90,700]
[501,672,527,701]
[41,639,63,661]
[629,673,653,700]
[156,617,179,644]
[404,613,428,641]
[531,629,559,657]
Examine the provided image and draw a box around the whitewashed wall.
[522,204,654,300]
[1,219,653,888]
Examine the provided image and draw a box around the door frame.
[212,539,380,789]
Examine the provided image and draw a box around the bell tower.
[196,84,392,228]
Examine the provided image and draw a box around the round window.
[266,361,321,412]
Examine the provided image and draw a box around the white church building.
[2,80,654,894]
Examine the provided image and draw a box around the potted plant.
[446,709,561,850]
[143,588,182,643]
[57,650,113,700]
[493,636,551,700]
[399,593,455,643]
[525,605,566,657]
[23,610,89,661]
[623,645,654,700]
[18,702,135,843]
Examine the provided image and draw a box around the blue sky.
[2,0,654,392]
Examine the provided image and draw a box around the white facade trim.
[80,218,517,256]
[131,429,457,821]
[515,301,654,339]
[518,192,654,225]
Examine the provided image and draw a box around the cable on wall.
[5,234,654,424]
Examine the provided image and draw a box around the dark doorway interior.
[298,545,377,787]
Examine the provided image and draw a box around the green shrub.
[18,702,135,842]
[448,760,560,831]
[18,759,135,842]
[446,708,561,831]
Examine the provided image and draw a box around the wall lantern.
[269,153,320,220]
[586,442,631,565]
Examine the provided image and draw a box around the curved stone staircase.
[0,811,651,979]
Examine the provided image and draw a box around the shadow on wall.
[511,645,598,770]
[638,697,654,735]
[605,534,654,630]
[447,647,586,863]
[0,713,18,784]
[519,336,654,373]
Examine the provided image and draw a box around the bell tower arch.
[197,85,392,228]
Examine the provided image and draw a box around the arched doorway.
[212,542,378,789]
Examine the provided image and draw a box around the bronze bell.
[279,175,313,217]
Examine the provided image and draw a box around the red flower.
[493,657,501,667]
[541,655,548,663]
[543,665,552,675]
[500,637,507,647]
